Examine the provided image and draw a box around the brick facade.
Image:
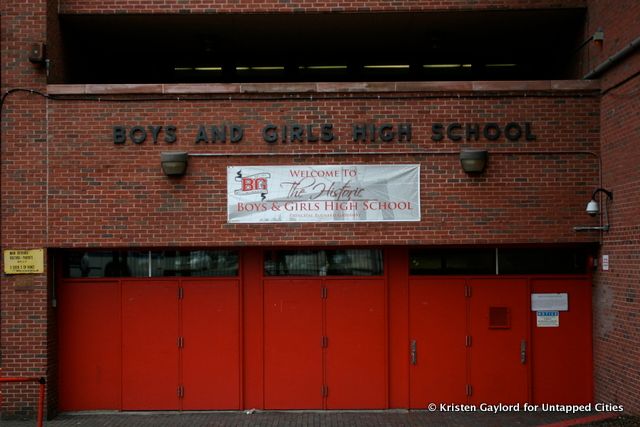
[33,87,598,248]
[1,0,639,419]
[587,0,640,414]
[1,0,50,419]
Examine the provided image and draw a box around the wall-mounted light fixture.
[574,188,613,232]
[593,28,604,48]
[161,152,188,177]
[28,42,46,66]
[460,149,488,173]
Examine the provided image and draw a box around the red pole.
[0,376,46,427]
[37,378,46,427]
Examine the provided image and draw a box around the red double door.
[59,278,240,411]
[122,279,241,410]
[409,278,529,407]
[263,278,387,409]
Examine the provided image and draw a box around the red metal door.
[531,279,592,404]
[264,279,323,409]
[58,281,122,410]
[325,279,386,409]
[122,280,180,410]
[468,278,529,404]
[181,279,241,410]
[408,278,467,408]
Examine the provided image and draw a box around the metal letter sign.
[227,165,421,223]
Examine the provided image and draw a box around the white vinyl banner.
[227,164,420,223]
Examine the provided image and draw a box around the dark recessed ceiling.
[58,9,585,83]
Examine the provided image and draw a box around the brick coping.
[47,80,600,95]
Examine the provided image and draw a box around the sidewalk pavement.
[0,410,622,427]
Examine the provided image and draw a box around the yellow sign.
[3,249,44,274]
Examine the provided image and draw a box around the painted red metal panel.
[531,279,592,404]
[58,281,121,410]
[122,280,179,410]
[57,249,591,412]
[468,278,529,404]
[409,278,467,408]
[325,279,387,409]
[388,249,409,408]
[264,279,323,409]
[181,279,240,410]
[242,248,263,409]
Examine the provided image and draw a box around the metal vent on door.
[488,306,511,329]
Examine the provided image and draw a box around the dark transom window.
[264,249,383,276]
[61,250,239,278]
[410,247,589,275]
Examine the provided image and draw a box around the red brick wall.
[1,1,47,88]
[1,0,51,420]
[0,0,617,418]
[59,0,585,14]
[30,90,600,248]
[588,0,640,414]
[583,0,640,90]
[0,85,601,417]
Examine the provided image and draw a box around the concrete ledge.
[47,80,601,95]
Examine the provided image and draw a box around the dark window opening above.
[56,9,585,84]
[61,250,239,278]
[264,249,383,277]
[409,247,590,276]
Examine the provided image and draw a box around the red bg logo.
[242,177,268,192]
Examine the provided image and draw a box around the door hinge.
[465,285,472,298]
[177,385,184,398]
[465,335,472,347]
[322,385,328,397]
[322,336,328,348]
[410,340,417,365]
[466,384,473,396]
[178,336,184,348]
[178,287,184,300]
[520,339,527,364]
[321,287,328,299]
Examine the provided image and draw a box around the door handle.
[410,340,417,365]
[520,339,527,364]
